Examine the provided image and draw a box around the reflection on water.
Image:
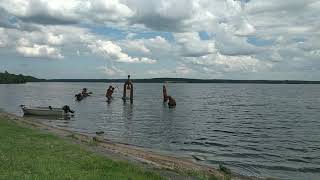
[0,82,320,180]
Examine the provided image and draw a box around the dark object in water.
[123,75,133,103]
[168,96,176,108]
[75,93,83,101]
[81,88,90,97]
[62,105,74,114]
[106,86,114,102]
[191,155,205,161]
[96,131,104,135]
[163,85,175,107]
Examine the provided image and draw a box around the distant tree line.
[0,71,42,84]
[47,78,320,84]
[1,71,319,84]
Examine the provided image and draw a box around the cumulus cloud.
[119,35,172,59]
[98,65,126,76]
[174,32,216,57]
[120,40,150,54]
[0,28,8,47]
[186,53,273,73]
[88,40,156,64]
[47,33,63,45]
[144,36,172,51]
[147,64,193,77]
[80,0,134,24]
[0,0,319,79]
[174,64,193,75]
[215,29,259,56]
[233,19,256,36]
[0,0,250,33]
[0,0,134,26]
[0,0,80,25]
[127,0,194,31]
[16,38,63,59]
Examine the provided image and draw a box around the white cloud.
[126,0,194,31]
[88,40,156,64]
[98,65,126,76]
[174,64,193,75]
[174,32,216,57]
[121,40,150,54]
[119,35,173,58]
[118,35,174,63]
[187,53,273,73]
[0,0,80,24]
[0,0,250,33]
[234,19,256,36]
[145,36,172,50]
[80,0,134,24]
[16,38,63,59]
[214,28,259,56]
[0,0,319,79]
[0,28,8,47]
[147,64,193,77]
[0,0,134,25]
[47,33,63,45]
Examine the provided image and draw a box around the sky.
[0,0,319,80]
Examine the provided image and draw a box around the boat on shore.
[20,105,74,116]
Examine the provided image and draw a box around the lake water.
[0,82,319,180]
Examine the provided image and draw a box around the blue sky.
[0,0,319,80]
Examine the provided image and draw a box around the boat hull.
[22,107,67,116]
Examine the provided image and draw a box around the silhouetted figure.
[81,88,91,97]
[106,86,115,102]
[168,96,176,108]
[62,105,74,113]
[75,93,83,101]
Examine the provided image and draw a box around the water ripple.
[1,83,320,180]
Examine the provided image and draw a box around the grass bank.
[0,118,164,180]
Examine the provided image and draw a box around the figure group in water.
[75,75,176,108]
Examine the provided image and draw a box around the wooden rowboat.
[21,105,74,116]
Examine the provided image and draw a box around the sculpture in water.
[122,75,133,103]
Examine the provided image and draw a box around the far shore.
[0,112,261,180]
[1,71,320,85]
[45,78,320,84]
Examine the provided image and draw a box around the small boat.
[21,105,74,116]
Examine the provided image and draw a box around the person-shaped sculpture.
[163,84,176,108]
[122,75,133,103]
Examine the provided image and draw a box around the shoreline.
[0,112,261,180]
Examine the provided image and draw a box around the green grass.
[0,119,165,180]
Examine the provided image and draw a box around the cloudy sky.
[0,0,319,80]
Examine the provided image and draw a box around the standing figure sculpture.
[163,84,176,108]
[122,75,133,103]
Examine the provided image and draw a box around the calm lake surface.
[0,82,319,179]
